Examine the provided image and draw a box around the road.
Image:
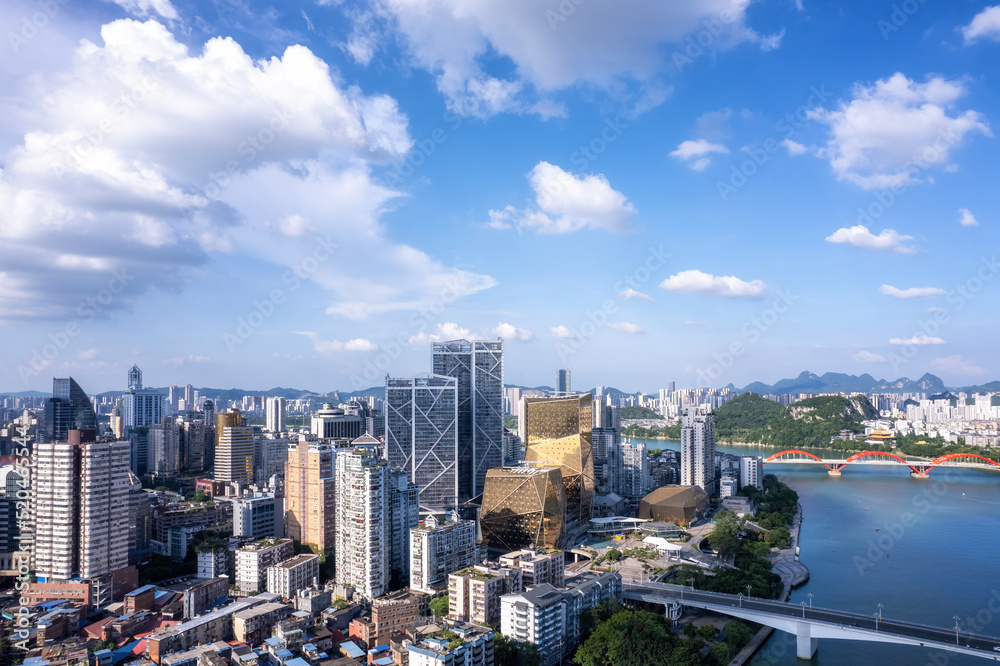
[624,581,1000,657]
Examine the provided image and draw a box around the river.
[632,438,1000,665]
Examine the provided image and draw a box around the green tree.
[767,526,791,549]
[573,610,678,666]
[429,595,449,619]
[723,621,753,651]
[697,624,718,641]
[709,641,732,665]
[707,510,740,558]
[605,548,622,561]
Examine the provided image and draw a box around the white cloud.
[782,138,807,155]
[930,355,986,376]
[297,331,379,355]
[825,225,916,253]
[959,207,979,227]
[617,288,654,302]
[406,322,474,347]
[0,19,496,322]
[889,335,946,345]
[487,162,636,234]
[606,321,647,334]
[879,284,946,300]
[78,348,99,360]
[493,323,533,341]
[551,325,578,339]
[109,0,179,20]
[362,1,781,117]
[669,139,729,171]
[659,269,766,299]
[926,306,947,316]
[809,73,990,189]
[161,354,211,365]
[853,350,887,363]
[962,6,1000,43]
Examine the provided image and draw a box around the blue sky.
[1,0,999,394]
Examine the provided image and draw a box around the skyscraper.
[121,366,165,432]
[432,339,504,503]
[385,375,459,514]
[620,438,649,501]
[481,467,566,552]
[265,397,286,433]
[409,512,477,594]
[149,419,181,476]
[681,405,716,495]
[32,432,131,606]
[522,394,595,539]
[592,404,621,495]
[554,369,571,397]
[388,468,419,585]
[284,437,336,553]
[215,409,253,484]
[335,445,390,599]
[44,377,97,443]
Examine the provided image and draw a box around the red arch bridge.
[762,450,1000,477]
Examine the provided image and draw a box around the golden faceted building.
[284,437,337,553]
[521,394,595,536]
[480,467,566,551]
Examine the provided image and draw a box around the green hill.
[620,405,663,420]
[715,393,877,448]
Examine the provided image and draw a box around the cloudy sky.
[1,0,998,394]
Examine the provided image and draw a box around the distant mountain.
[739,371,946,395]
[956,381,1000,394]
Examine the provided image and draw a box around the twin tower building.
[386,340,595,552]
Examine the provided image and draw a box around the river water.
[633,438,1000,665]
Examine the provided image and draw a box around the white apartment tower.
[409,512,477,594]
[265,397,287,433]
[32,436,131,605]
[620,438,649,500]
[335,445,391,599]
[681,405,716,495]
[740,456,764,492]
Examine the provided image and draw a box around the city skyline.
[2,2,998,393]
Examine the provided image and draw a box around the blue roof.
[110,640,142,664]
[125,584,158,597]
[284,659,310,666]
[373,659,393,666]
[264,638,283,647]
[370,645,390,652]
[339,642,364,659]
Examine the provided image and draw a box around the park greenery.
[620,405,664,420]
[573,600,754,666]
[740,474,800,530]
[622,423,681,440]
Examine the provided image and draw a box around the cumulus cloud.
[879,285,946,300]
[825,225,916,253]
[782,139,807,155]
[853,350,887,363]
[809,73,990,189]
[889,335,946,345]
[617,288,654,302]
[669,139,729,171]
[406,322,474,347]
[659,269,766,299]
[959,208,979,227]
[606,322,647,334]
[358,0,782,117]
[492,323,533,341]
[161,354,211,365]
[486,162,636,234]
[962,6,1000,43]
[0,19,496,322]
[550,325,578,339]
[297,331,379,355]
[930,355,986,376]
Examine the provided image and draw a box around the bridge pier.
[827,465,843,477]
[911,465,930,478]
[796,622,818,660]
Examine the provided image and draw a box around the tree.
[707,510,740,559]
[429,595,449,619]
[697,624,718,641]
[723,621,753,651]
[605,548,622,561]
[709,641,732,665]
[574,610,678,666]
[767,526,791,549]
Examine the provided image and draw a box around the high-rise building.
[149,419,181,477]
[44,377,97,443]
[184,384,193,406]
[215,409,253,485]
[620,438,649,501]
[167,386,179,411]
[740,456,764,492]
[121,366,165,432]
[505,387,522,416]
[254,435,289,487]
[388,468,419,585]
[284,437,337,553]
[431,339,504,503]
[234,495,283,540]
[554,369,571,397]
[409,512,477,594]
[181,417,207,473]
[480,467,566,552]
[265,397,286,433]
[592,405,621,495]
[500,585,566,666]
[32,433,131,606]
[681,405,716,495]
[127,471,152,565]
[449,565,522,626]
[234,538,294,596]
[522,394,595,539]
[385,375,459,514]
[311,403,364,440]
[335,445,390,599]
